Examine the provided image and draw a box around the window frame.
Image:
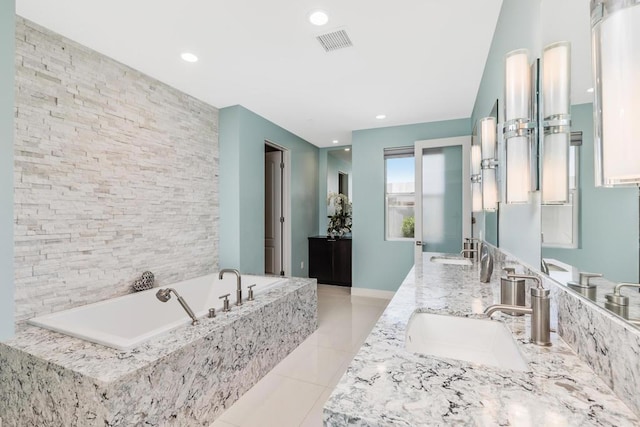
[384,146,416,241]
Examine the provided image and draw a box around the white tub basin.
[28,274,286,350]
[430,256,472,266]
[405,313,528,371]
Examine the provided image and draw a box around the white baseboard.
[350,287,395,300]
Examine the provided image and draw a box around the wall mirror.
[319,147,352,234]
[539,0,639,285]
[490,0,640,327]
[472,100,500,247]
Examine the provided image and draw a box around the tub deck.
[0,277,317,426]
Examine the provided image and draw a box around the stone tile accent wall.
[14,17,219,321]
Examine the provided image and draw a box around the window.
[385,147,415,240]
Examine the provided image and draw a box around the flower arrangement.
[327,192,352,238]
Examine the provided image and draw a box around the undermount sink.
[405,312,528,371]
[430,255,472,266]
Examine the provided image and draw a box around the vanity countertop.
[323,252,639,426]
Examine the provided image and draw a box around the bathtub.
[28,273,286,350]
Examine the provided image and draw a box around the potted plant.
[327,192,352,238]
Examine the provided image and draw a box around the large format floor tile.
[213,284,391,427]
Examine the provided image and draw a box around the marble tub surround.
[324,253,639,426]
[0,277,316,426]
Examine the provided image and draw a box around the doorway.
[414,136,471,261]
[264,142,290,276]
[338,172,349,197]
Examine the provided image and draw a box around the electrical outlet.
[300,261,304,269]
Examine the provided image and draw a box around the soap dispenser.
[501,268,526,316]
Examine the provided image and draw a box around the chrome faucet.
[460,248,478,261]
[479,243,493,283]
[156,288,199,325]
[605,282,640,319]
[484,274,552,346]
[219,268,242,306]
[461,238,479,260]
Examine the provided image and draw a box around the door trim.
[414,136,471,257]
[265,140,291,276]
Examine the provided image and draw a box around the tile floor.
[211,284,390,427]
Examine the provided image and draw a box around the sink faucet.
[219,268,242,306]
[460,248,478,261]
[460,237,478,260]
[484,274,552,346]
[479,243,493,283]
[605,282,640,319]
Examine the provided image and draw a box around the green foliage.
[402,216,415,238]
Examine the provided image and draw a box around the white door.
[415,136,471,262]
[265,150,283,275]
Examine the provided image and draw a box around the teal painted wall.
[219,105,319,277]
[543,104,639,282]
[0,1,15,340]
[471,0,542,267]
[352,118,471,292]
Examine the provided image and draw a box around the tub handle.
[219,294,231,312]
[248,284,256,301]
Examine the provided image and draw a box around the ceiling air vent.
[316,29,353,52]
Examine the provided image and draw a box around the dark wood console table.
[308,236,352,287]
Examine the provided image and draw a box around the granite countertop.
[323,252,639,426]
[1,277,314,383]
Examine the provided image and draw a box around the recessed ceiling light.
[332,140,339,144]
[587,87,594,93]
[345,148,350,152]
[181,52,198,63]
[309,10,329,26]
[376,114,386,120]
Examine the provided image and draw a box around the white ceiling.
[16,0,504,147]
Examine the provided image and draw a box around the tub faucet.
[156,288,199,325]
[219,268,242,306]
[484,274,551,346]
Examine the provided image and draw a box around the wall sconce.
[591,0,640,187]
[480,117,499,211]
[541,41,571,204]
[471,141,482,212]
[503,44,572,204]
[503,49,534,204]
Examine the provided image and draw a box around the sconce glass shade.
[543,42,571,118]
[592,0,640,187]
[471,143,482,212]
[505,136,530,204]
[480,117,498,211]
[542,41,571,204]
[505,49,531,121]
[504,49,532,204]
[542,133,570,203]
